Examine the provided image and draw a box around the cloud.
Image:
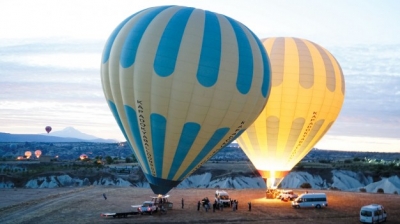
[0,40,399,145]
[0,40,124,140]
[315,135,400,152]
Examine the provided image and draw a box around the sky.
[0,0,399,152]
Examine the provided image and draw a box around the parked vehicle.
[215,190,231,207]
[359,204,387,223]
[131,204,141,212]
[101,211,138,218]
[101,205,141,218]
[291,193,327,209]
[277,190,298,201]
[151,195,173,210]
[137,201,157,215]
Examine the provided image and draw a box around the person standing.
[248,202,251,211]
[197,201,201,211]
[103,193,107,200]
[181,198,184,209]
[158,197,162,204]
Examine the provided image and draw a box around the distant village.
[1,141,400,166]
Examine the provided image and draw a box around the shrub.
[319,159,330,163]
[377,188,384,194]
[394,191,398,195]
[359,188,367,193]
[105,156,113,164]
[344,159,352,164]
[300,183,312,189]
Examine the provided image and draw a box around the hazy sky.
[1,0,399,152]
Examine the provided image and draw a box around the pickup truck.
[277,190,298,201]
[151,195,173,210]
[137,201,158,215]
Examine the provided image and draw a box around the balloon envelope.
[236,37,345,188]
[25,151,32,159]
[45,126,52,133]
[35,150,42,159]
[101,5,271,194]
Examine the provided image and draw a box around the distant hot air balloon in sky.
[35,150,42,159]
[25,151,32,159]
[236,37,345,189]
[101,5,271,194]
[45,126,52,134]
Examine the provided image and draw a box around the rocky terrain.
[1,161,400,195]
[2,141,400,195]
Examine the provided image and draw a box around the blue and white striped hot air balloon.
[101,5,271,194]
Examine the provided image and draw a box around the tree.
[344,159,352,164]
[319,159,330,163]
[105,156,113,164]
[377,188,384,194]
[131,154,137,163]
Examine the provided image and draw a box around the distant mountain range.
[0,127,118,143]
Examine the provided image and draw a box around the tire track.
[0,187,103,224]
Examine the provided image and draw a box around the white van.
[291,193,327,209]
[359,204,387,223]
[215,190,231,207]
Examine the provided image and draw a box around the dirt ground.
[0,186,399,224]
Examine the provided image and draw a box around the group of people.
[198,197,211,211]
[231,199,238,211]
[196,197,244,212]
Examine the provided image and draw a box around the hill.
[0,128,117,143]
[0,132,90,143]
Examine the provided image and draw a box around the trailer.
[100,211,138,218]
[100,204,141,218]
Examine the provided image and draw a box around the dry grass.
[0,186,399,224]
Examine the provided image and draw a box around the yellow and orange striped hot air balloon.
[236,37,345,189]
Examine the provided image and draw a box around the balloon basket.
[265,189,278,199]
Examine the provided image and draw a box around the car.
[137,201,157,215]
[277,190,298,201]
